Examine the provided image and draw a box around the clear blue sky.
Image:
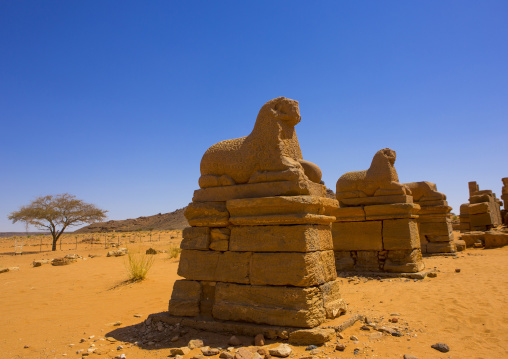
[1,1,507,232]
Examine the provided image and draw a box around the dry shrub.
[168,246,182,259]
[125,249,155,281]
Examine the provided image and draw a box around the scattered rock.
[404,355,418,359]
[116,345,123,350]
[188,339,205,349]
[106,337,117,342]
[360,325,371,331]
[350,335,359,341]
[257,348,269,357]
[107,248,128,257]
[389,317,399,323]
[24,345,30,348]
[113,321,122,326]
[288,328,335,345]
[201,347,220,356]
[431,343,450,353]
[171,336,179,342]
[305,345,318,351]
[353,348,360,355]
[269,344,292,358]
[170,347,191,356]
[64,254,80,260]
[133,314,142,318]
[220,351,234,359]
[228,336,242,346]
[145,248,158,255]
[33,259,51,267]
[455,268,461,273]
[337,333,344,339]
[390,313,400,316]
[254,334,265,346]
[191,354,204,359]
[427,272,437,278]
[234,347,253,359]
[51,257,75,266]
[370,332,383,339]
[115,354,126,359]
[0,267,9,273]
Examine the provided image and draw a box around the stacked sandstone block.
[168,97,346,329]
[459,181,502,232]
[404,182,456,254]
[501,178,508,225]
[332,149,424,274]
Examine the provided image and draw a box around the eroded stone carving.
[332,148,424,274]
[168,97,345,332]
[199,97,321,188]
[336,148,410,204]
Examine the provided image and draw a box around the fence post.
[40,237,42,253]
[105,234,107,249]
[75,236,78,249]
[117,235,119,246]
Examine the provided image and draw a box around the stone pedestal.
[332,200,424,273]
[169,195,346,328]
[459,181,502,232]
[501,178,508,226]
[404,181,456,254]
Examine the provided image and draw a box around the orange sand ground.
[0,231,507,359]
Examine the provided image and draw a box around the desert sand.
[0,232,507,359]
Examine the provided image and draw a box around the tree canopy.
[8,193,107,251]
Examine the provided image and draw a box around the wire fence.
[0,230,183,255]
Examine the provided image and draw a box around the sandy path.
[0,240,507,359]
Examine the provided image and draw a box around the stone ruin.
[459,181,502,232]
[332,148,425,274]
[501,177,508,225]
[403,182,456,254]
[167,97,347,336]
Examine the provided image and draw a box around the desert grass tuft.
[168,246,182,259]
[125,249,155,281]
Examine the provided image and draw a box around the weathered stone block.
[426,242,456,253]
[419,221,452,237]
[417,205,452,215]
[364,203,420,220]
[425,235,453,243]
[383,249,424,273]
[319,279,347,319]
[178,250,251,284]
[382,219,420,250]
[227,196,337,226]
[484,232,508,248]
[213,283,326,328]
[193,180,326,202]
[332,221,383,251]
[469,202,490,215]
[199,281,216,317]
[168,280,201,317]
[334,251,355,271]
[209,228,230,251]
[340,195,412,207]
[288,328,336,345]
[229,224,332,252]
[185,202,229,227]
[331,207,366,222]
[354,251,380,272]
[460,232,485,247]
[250,251,336,287]
[181,227,210,250]
[470,213,495,228]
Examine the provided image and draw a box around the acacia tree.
[8,194,107,251]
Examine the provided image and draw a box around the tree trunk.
[52,236,57,251]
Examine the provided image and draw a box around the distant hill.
[75,186,337,234]
[75,208,188,233]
